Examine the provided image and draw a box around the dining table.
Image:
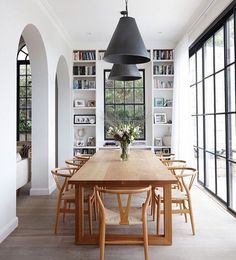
[69,149,177,245]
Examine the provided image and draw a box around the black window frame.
[104,69,146,140]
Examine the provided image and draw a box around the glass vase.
[120,142,129,161]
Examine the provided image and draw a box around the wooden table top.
[69,149,177,186]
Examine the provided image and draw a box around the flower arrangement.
[108,123,140,160]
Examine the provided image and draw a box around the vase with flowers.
[108,123,140,161]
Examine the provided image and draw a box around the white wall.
[0,0,72,242]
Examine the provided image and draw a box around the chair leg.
[143,216,149,260]
[88,195,93,235]
[156,195,161,235]
[182,201,188,223]
[54,198,61,234]
[93,196,97,221]
[99,220,106,260]
[188,199,195,235]
[152,187,156,221]
[63,200,67,223]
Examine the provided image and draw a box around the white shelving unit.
[152,49,174,154]
[72,50,97,155]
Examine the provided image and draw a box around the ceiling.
[42,0,214,48]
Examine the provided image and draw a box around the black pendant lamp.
[104,0,150,64]
[109,64,141,81]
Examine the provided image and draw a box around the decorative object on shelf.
[88,80,96,89]
[76,140,85,147]
[74,114,96,124]
[103,0,150,64]
[74,99,85,107]
[155,137,162,147]
[87,137,96,146]
[163,136,171,146]
[108,64,141,81]
[167,119,172,124]
[78,128,85,137]
[164,99,173,107]
[154,97,164,107]
[108,123,140,161]
[87,100,96,107]
[154,113,167,124]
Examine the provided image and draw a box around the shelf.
[153,74,174,77]
[153,59,174,62]
[73,75,96,78]
[153,107,172,109]
[73,124,96,127]
[73,146,96,149]
[73,107,96,110]
[153,123,172,126]
[153,88,173,91]
[73,89,96,91]
[73,60,96,63]
[153,145,171,149]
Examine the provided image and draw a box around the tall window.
[104,70,145,140]
[17,45,32,141]
[189,3,236,215]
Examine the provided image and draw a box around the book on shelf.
[153,64,174,75]
[154,79,173,89]
[73,50,96,61]
[73,79,96,89]
[73,65,96,76]
[153,50,173,60]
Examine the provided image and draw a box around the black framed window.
[17,45,32,141]
[189,1,236,215]
[104,70,145,140]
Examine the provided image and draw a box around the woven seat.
[155,187,187,200]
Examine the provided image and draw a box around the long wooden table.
[69,149,177,245]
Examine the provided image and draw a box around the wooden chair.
[155,167,197,235]
[156,153,175,161]
[51,167,95,234]
[95,185,152,260]
[161,159,186,167]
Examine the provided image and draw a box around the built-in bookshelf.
[72,50,97,155]
[152,49,174,154]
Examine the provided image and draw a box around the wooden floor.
[0,185,236,260]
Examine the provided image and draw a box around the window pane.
[115,89,124,103]
[20,64,26,75]
[215,71,225,113]
[105,79,114,88]
[19,99,26,108]
[189,54,196,85]
[115,105,124,122]
[125,81,133,88]
[229,113,236,161]
[115,81,124,88]
[135,105,144,120]
[124,88,134,103]
[204,76,214,114]
[198,149,204,183]
[227,64,235,112]
[136,77,143,88]
[198,115,203,148]
[204,37,214,77]
[205,115,214,152]
[124,105,134,122]
[191,85,196,115]
[227,15,234,64]
[105,89,114,104]
[216,115,226,156]
[206,152,215,193]
[216,157,227,202]
[20,76,26,86]
[229,162,236,211]
[19,87,26,97]
[197,49,202,82]
[197,82,203,114]
[192,116,197,146]
[134,88,144,103]
[27,76,32,86]
[214,28,224,72]
[27,87,32,97]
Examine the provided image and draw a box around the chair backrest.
[51,167,78,194]
[156,153,175,161]
[65,158,86,168]
[161,159,186,167]
[169,167,197,195]
[95,186,152,225]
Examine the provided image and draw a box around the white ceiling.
[43,0,214,48]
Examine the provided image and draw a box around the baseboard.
[0,217,18,243]
[30,183,56,196]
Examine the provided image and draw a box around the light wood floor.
[0,185,236,260]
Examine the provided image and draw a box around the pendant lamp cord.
[125,0,128,16]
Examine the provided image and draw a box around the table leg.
[163,184,172,244]
[75,185,84,243]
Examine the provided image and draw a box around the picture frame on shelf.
[154,97,164,107]
[154,113,167,124]
[155,137,162,147]
[74,114,96,124]
[164,99,173,107]
[87,100,96,107]
[87,136,96,146]
[88,80,96,89]
[74,99,85,107]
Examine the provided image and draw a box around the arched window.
[17,45,32,141]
